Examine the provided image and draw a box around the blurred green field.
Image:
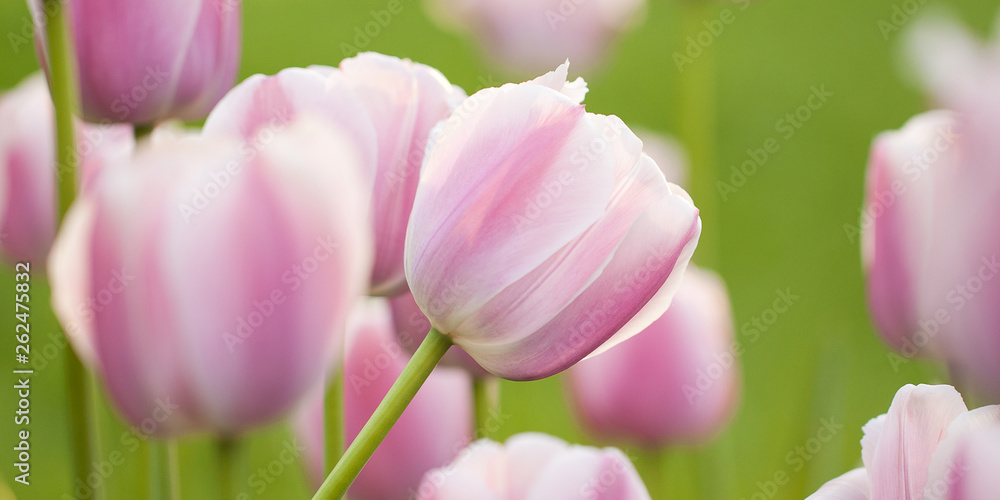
[1,0,997,498]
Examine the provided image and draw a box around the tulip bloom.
[415,432,650,499]
[425,0,645,74]
[204,53,465,296]
[297,300,473,499]
[48,117,371,436]
[861,110,954,355]
[806,384,1000,499]
[861,15,1000,402]
[0,73,132,266]
[30,0,241,124]
[565,265,738,447]
[389,289,490,377]
[404,62,701,380]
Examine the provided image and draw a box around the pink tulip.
[565,265,738,447]
[30,0,241,125]
[807,384,1000,499]
[337,53,467,296]
[861,110,955,354]
[404,62,701,380]
[415,433,650,499]
[861,15,1000,402]
[0,73,132,266]
[47,117,371,436]
[297,299,473,499]
[389,289,491,377]
[204,53,466,296]
[425,0,645,75]
[907,16,1000,403]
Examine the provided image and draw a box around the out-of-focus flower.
[424,0,645,75]
[0,73,132,266]
[860,15,1000,402]
[296,299,473,498]
[565,265,738,447]
[405,62,701,380]
[48,116,371,436]
[861,110,954,355]
[415,432,651,499]
[205,53,465,296]
[806,384,1000,499]
[30,0,242,125]
[389,288,491,377]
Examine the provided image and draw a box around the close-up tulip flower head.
[3,0,1000,499]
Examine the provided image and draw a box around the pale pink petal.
[861,384,968,499]
[806,468,870,500]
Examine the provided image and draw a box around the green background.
[1,0,996,498]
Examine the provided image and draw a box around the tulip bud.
[295,299,473,499]
[48,116,371,436]
[388,289,491,377]
[415,433,650,499]
[565,265,738,447]
[29,0,242,125]
[861,110,956,354]
[0,73,132,266]
[405,62,701,380]
[425,0,645,75]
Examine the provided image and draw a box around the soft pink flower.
[296,299,473,499]
[48,117,371,436]
[425,0,645,75]
[415,433,650,499]
[808,384,1000,500]
[30,0,241,124]
[565,265,738,447]
[405,62,701,380]
[0,73,132,266]
[861,15,1000,402]
[861,110,955,354]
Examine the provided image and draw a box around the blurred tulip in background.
[48,116,371,436]
[566,265,738,447]
[297,299,473,499]
[29,0,242,125]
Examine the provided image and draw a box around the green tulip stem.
[324,366,345,475]
[473,376,500,439]
[312,328,453,499]
[43,0,95,495]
